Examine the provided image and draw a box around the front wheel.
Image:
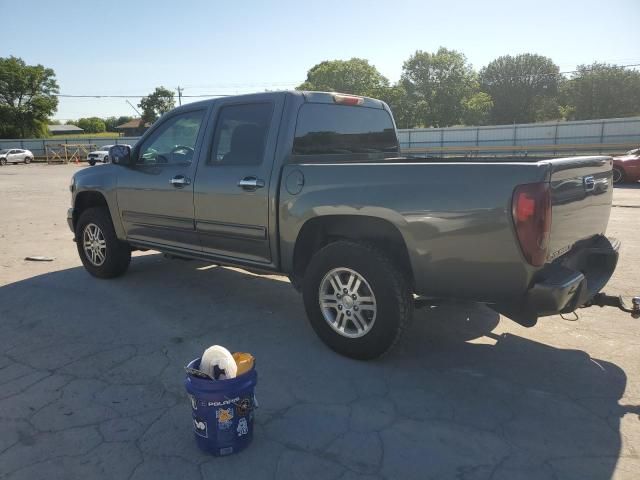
[88,160,96,166]
[612,167,625,184]
[0,158,6,166]
[302,241,413,359]
[24,157,32,164]
[75,207,131,278]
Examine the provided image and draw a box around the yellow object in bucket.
[233,352,255,376]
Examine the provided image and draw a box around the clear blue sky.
[1,0,639,121]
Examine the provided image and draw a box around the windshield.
[0,149,9,154]
[626,148,640,155]
[98,145,113,151]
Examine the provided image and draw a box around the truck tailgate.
[544,156,613,262]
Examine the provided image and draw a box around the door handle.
[237,177,265,190]
[170,175,191,187]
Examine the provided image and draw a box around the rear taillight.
[512,182,552,267]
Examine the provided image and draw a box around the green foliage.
[462,92,493,126]
[104,115,133,132]
[138,86,175,124]
[560,63,640,120]
[480,54,560,124]
[77,117,106,133]
[296,58,390,97]
[400,48,479,127]
[0,56,59,138]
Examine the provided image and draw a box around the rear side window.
[209,103,273,166]
[293,104,398,157]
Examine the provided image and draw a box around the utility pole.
[177,86,183,106]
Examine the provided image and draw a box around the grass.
[46,132,122,140]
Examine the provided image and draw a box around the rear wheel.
[302,241,413,359]
[612,167,625,184]
[75,207,131,278]
[103,156,109,163]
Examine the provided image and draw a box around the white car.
[87,144,131,166]
[0,148,34,166]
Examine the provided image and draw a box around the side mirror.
[109,145,131,165]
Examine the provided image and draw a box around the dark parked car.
[67,91,629,359]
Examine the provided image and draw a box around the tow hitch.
[583,293,640,318]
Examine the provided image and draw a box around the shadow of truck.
[0,255,636,479]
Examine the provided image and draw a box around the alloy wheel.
[319,267,377,338]
[82,223,107,266]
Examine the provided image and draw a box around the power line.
[53,93,233,98]
[183,81,301,89]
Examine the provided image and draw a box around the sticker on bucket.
[235,397,251,416]
[194,418,208,438]
[237,418,248,437]
[216,407,234,430]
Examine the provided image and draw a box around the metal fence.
[2,116,639,161]
[398,116,640,157]
[0,137,139,160]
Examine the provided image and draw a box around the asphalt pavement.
[1,164,639,479]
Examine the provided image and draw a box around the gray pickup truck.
[68,91,635,359]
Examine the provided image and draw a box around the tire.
[24,157,32,164]
[0,158,6,166]
[75,207,131,278]
[88,160,96,166]
[103,156,109,163]
[302,240,413,360]
[612,167,625,185]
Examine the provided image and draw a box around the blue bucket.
[184,357,257,456]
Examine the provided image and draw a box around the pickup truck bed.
[67,90,625,359]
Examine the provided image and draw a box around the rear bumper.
[497,235,619,326]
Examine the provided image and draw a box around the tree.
[374,84,415,129]
[77,117,106,133]
[480,54,560,124]
[138,87,175,124]
[462,92,493,126]
[0,56,59,138]
[297,58,390,97]
[560,63,640,120]
[400,48,479,127]
[104,115,133,132]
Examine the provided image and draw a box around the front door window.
[137,110,205,166]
